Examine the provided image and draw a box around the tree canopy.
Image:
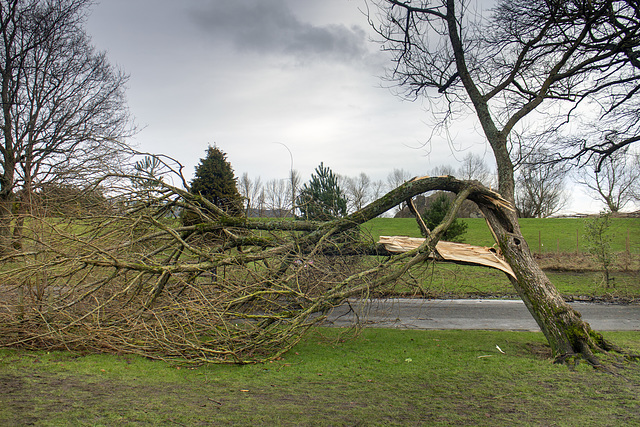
[368,0,640,364]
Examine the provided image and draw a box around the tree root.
[553,330,640,373]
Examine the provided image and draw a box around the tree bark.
[477,202,611,365]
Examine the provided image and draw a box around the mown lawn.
[1,328,639,426]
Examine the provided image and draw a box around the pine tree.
[189,146,243,215]
[297,162,347,221]
[422,192,468,242]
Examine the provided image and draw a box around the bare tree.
[579,149,640,213]
[371,179,387,217]
[287,169,301,217]
[551,5,640,168]
[256,188,266,217]
[239,172,263,216]
[516,151,567,218]
[430,165,455,177]
[386,168,412,189]
[386,168,412,214]
[368,0,640,363]
[457,153,494,187]
[344,172,372,212]
[264,178,288,217]
[0,0,132,251]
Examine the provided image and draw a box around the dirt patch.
[524,342,554,360]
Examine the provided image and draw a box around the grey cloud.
[189,1,370,62]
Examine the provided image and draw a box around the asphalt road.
[323,298,640,331]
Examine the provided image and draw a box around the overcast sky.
[85,1,490,177]
[85,0,608,213]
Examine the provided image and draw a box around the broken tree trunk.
[377,236,515,278]
[345,175,633,366]
[477,201,621,366]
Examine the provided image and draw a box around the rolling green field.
[362,217,640,299]
[363,217,640,253]
[2,329,639,426]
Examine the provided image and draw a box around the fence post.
[539,230,542,254]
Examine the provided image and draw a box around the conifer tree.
[297,163,347,221]
[422,193,467,242]
[190,146,243,215]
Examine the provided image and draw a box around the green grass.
[379,263,640,299]
[363,217,640,254]
[1,328,639,426]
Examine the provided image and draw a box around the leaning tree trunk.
[476,197,617,365]
[349,175,630,366]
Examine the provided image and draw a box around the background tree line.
[234,149,639,221]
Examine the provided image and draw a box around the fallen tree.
[0,173,636,367]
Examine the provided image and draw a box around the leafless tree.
[579,149,640,213]
[264,178,289,217]
[371,179,387,216]
[430,165,456,177]
[457,153,494,187]
[239,172,263,216]
[516,161,567,218]
[287,169,301,217]
[256,188,266,217]
[0,0,132,251]
[368,0,640,363]
[343,172,372,213]
[386,168,412,214]
[386,168,412,189]
[491,1,640,171]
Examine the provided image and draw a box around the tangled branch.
[0,174,509,363]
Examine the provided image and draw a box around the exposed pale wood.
[377,235,516,279]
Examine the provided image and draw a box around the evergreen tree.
[297,163,347,221]
[189,146,243,215]
[422,192,467,242]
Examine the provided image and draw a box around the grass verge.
[376,263,640,300]
[2,328,639,426]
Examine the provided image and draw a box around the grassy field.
[362,217,640,299]
[2,218,638,425]
[1,328,639,426]
[363,217,640,254]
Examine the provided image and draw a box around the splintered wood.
[377,236,516,279]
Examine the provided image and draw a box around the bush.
[422,192,468,242]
